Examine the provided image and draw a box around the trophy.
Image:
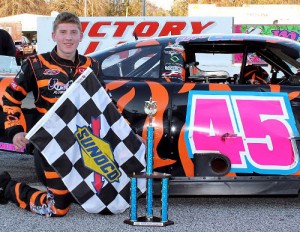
[124,98,174,227]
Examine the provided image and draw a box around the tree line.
[0,0,298,17]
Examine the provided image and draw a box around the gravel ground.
[1,151,300,232]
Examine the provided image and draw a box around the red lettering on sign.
[191,21,215,34]
[114,22,135,37]
[81,21,89,34]
[116,41,127,45]
[82,21,217,54]
[88,22,112,37]
[84,41,100,55]
[134,22,159,37]
[159,22,186,36]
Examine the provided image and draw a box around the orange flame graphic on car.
[144,81,176,169]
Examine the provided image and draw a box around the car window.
[187,53,238,84]
[195,53,272,83]
[185,43,300,85]
[102,45,161,79]
[191,53,278,84]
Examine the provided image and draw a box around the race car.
[1,33,300,196]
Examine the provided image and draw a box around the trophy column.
[124,98,174,227]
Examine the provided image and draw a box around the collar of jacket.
[50,46,81,68]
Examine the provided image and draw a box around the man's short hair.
[53,11,82,32]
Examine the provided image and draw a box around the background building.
[188,4,300,24]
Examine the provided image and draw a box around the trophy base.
[124,216,174,227]
[130,171,172,179]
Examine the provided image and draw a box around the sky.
[148,0,174,11]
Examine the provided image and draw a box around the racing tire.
[33,149,47,186]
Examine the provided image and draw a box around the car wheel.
[33,149,47,185]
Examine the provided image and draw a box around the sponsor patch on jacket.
[78,68,86,74]
[43,69,60,75]
[10,80,18,90]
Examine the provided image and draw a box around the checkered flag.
[26,68,146,214]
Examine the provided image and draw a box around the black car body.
[1,33,300,196]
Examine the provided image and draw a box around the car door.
[171,40,300,178]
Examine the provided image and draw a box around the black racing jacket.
[2,47,103,140]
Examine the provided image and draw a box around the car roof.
[173,33,297,43]
[90,33,300,57]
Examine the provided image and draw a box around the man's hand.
[13,132,29,150]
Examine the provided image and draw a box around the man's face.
[52,23,83,61]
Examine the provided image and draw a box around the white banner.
[37,16,233,55]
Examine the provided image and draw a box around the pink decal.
[186,93,299,173]
[237,99,294,166]
[192,98,244,164]
[271,30,299,41]
[0,142,25,152]
[234,25,242,33]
